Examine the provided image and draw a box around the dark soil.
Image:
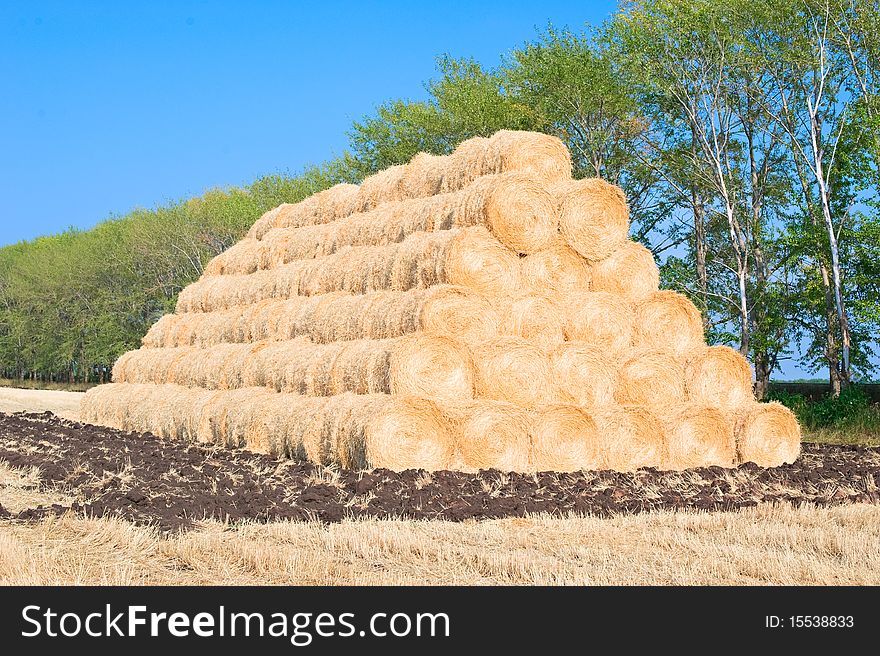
[1,412,878,532]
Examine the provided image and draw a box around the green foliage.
[0,160,347,382]
[768,385,880,434]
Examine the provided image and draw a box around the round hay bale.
[445,226,522,296]
[521,240,592,295]
[320,183,360,223]
[489,130,572,182]
[471,336,561,408]
[355,165,408,211]
[530,404,601,472]
[554,178,630,261]
[442,136,493,193]
[499,293,566,353]
[734,402,801,467]
[398,151,445,198]
[633,290,704,354]
[549,342,618,407]
[593,406,668,471]
[615,348,687,407]
[590,241,659,301]
[419,285,500,344]
[365,396,456,471]
[443,400,531,472]
[562,291,634,356]
[658,404,736,470]
[685,345,754,408]
[389,334,475,401]
[111,350,138,383]
[470,173,558,254]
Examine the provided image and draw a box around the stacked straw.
[82,130,801,472]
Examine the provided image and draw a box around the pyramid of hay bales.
[81,130,801,472]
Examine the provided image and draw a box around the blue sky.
[0,0,613,246]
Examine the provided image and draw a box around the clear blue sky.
[0,0,614,246]
[0,1,832,379]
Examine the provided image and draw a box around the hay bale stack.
[734,402,801,467]
[442,400,532,472]
[83,384,455,470]
[248,183,360,240]
[554,178,630,261]
[88,129,801,474]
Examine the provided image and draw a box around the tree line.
[1,0,877,396]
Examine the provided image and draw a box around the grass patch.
[768,385,880,447]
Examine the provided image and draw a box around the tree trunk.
[692,189,709,332]
[809,111,851,386]
[754,355,771,401]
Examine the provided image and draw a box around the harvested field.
[2,505,879,585]
[0,412,877,533]
[0,388,83,421]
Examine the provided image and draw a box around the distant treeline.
[1,0,878,396]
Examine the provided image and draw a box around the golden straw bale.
[354,165,408,212]
[554,178,630,261]
[388,334,475,401]
[442,400,532,472]
[530,405,601,472]
[615,348,687,408]
[471,336,561,408]
[561,291,634,355]
[657,404,736,470]
[203,238,271,276]
[632,290,705,354]
[499,293,566,353]
[457,173,558,254]
[685,345,754,408]
[110,350,137,383]
[521,240,592,295]
[441,136,494,193]
[734,402,801,467]
[488,130,572,183]
[362,395,456,471]
[590,240,659,301]
[398,152,445,198]
[549,342,618,408]
[445,226,522,297]
[592,406,668,471]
